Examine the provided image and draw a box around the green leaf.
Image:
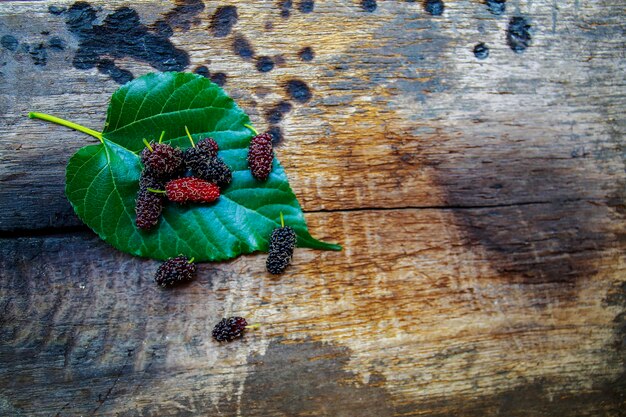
[61,72,340,261]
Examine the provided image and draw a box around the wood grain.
[1,209,624,415]
[0,0,625,415]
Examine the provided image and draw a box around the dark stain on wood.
[1,35,18,51]
[285,79,312,103]
[278,0,293,18]
[507,16,532,53]
[193,65,210,78]
[485,0,506,16]
[210,5,238,38]
[47,5,66,15]
[23,43,47,66]
[267,125,284,146]
[473,42,489,59]
[298,0,315,14]
[210,71,227,86]
[63,2,189,83]
[265,101,292,124]
[431,149,622,295]
[239,340,396,416]
[256,55,275,72]
[47,36,65,51]
[233,34,255,59]
[424,0,445,16]
[298,46,314,61]
[156,0,204,33]
[360,0,378,13]
[96,59,133,84]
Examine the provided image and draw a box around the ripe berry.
[266,215,297,274]
[184,137,219,168]
[190,156,232,188]
[247,132,274,181]
[162,177,221,204]
[212,317,248,342]
[141,141,184,178]
[135,174,165,230]
[154,256,197,288]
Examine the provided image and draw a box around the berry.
[266,225,297,274]
[184,137,219,169]
[164,177,221,204]
[141,142,184,178]
[154,256,197,288]
[212,317,248,342]
[190,156,232,188]
[247,132,274,180]
[135,174,164,230]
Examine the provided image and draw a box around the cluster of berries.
[146,126,296,343]
[136,126,276,230]
[135,128,235,230]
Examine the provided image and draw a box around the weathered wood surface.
[0,0,625,415]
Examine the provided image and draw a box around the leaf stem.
[28,112,103,143]
[184,125,195,148]
[244,124,258,136]
[142,138,153,152]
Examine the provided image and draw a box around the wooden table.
[1,1,624,415]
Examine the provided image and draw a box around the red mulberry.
[163,177,220,204]
[154,256,197,288]
[135,174,164,230]
[247,132,274,180]
[266,225,297,274]
[141,142,184,178]
[212,317,248,342]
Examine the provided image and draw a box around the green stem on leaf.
[142,138,153,152]
[159,130,166,144]
[28,112,103,143]
[244,124,258,136]
[184,125,195,148]
[147,188,166,194]
[188,257,195,264]
[279,212,284,228]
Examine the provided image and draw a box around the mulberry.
[162,177,221,204]
[190,156,232,188]
[135,174,164,230]
[154,256,197,288]
[141,141,184,178]
[266,223,297,275]
[247,132,274,181]
[212,317,248,342]
[184,137,219,168]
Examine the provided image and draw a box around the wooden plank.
[0,0,624,229]
[0,209,624,415]
[1,0,625,415]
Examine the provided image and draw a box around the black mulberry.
[266,225,297,274]
[184,137,219,169]
[135,174,164,230]
[190,156,232,188]
[154,256,197,288]
[247,132,274,181]
[212,317,248,342]
[141,141,184,178]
